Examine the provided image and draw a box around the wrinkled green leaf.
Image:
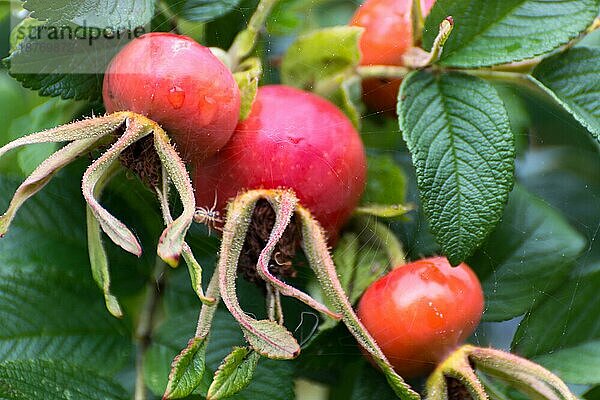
[281,26,362,92]
[512,267,600,384]
[469,185,586,321]
[23,0,153,28]
[532,46,600,142]
[0,359,127,400]
[0,175,131,372]
[182,0,242,22]
[398,71,514,265]
[207,347,260,399]
[163,337,207,399]
[424,0,600,67]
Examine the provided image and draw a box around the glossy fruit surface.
[193,85,367,237]
[103,32,240,160]
[350,0,435,113]
[357,256,484,378]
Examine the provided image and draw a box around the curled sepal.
[82,116,154,256]
[156,174,214,304]
[218,189,300,359]
[425,345,576,400]
[87,207,123,318]
[469,347,576,400]
[402,16,454,69]
[295,206,420,400]
[0,112,128,159]
[163,337,207,400]
[86,158,123,318]
[153,127,196,267]
[256,190,341,320]
[206,347,260,400]
[0,137,100,237]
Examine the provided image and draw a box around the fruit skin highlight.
[103,32,241,161]
[193,85,367,237]
[350,0,436,114]
[357,256,484,378]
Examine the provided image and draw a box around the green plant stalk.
[228,0,279,68]
[135,256,169,400]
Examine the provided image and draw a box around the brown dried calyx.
[446,377,473,400]
[238,199,300,285]
[119,134,162,188]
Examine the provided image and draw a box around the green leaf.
[144,306,295,399]
[584,386,600,400]
[398,71,514,265]
[348,364,399,400]
[23,0,153,28]
[532,46,600,142]
[0,174,131,372]
[5,25,129,100]
[329,76,363,128]
[362,154,408,206]
[164,337,208,399]
[0,359,127,400]
[512,267,600,384]
[207,347,260,400]
[281,26,362,92]
[469,185,586,321]
[332,233,389,306]
[182,0,242,22]
[423,0,600,67]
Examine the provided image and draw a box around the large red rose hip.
[103,32,241,160]
[194,85,367,237]
[358,257,484,378]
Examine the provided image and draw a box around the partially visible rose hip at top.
[351,0,436,114]
[194,85,367,238]
[103,32,241,161]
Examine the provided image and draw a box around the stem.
[135,256,168,400]
[462,69,541,92]
[356,65,410,80]
[228,0,279,68]
[195,268,221,338]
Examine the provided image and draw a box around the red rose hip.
[194,85,367,237]
[358,256,484,378]
[103,32,241,160]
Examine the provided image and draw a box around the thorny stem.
[135,256,169,400]
[266,284,276,321]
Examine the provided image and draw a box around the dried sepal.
[255,191,340,319]
[402,16,454,69]
[153,127,196,267]
[82,116,154,256]
[218,189,300,359]
[0,137,100,236]
[425,345,576,400]
[0,112,128,159]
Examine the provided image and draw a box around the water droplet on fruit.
[168,86,185,109]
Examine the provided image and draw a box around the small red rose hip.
[103,32,241,160]
[194,85,367,237]
[358,256,484,378]
[350,0,436,114]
